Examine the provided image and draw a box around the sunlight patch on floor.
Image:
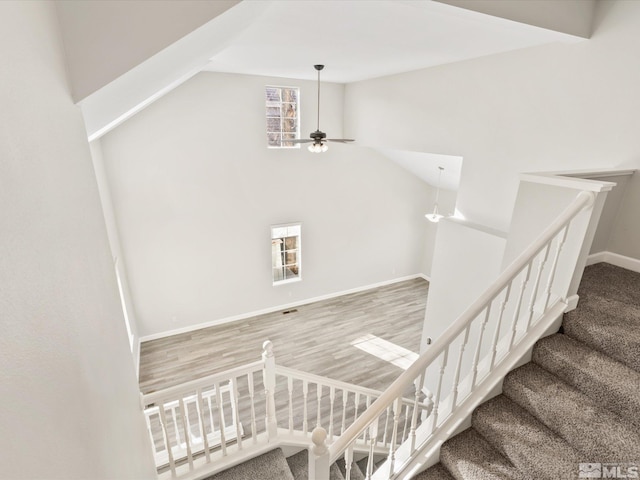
[350,334,418,370]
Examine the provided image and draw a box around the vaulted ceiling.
[57,0,595,141]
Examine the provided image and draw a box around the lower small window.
[271,223,301,285]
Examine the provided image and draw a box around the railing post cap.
[263,340,274,356]
[311,426,328,456]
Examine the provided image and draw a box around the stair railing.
[312,190,595,480]
[142,341,425,479]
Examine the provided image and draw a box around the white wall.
[0,2,156,478]
[587,173,632,255]
[607,171,640,259]
[90,140,143,373]
[420,220,507,353]
[56,0,239,101]
[420,189,459,277]
[344,0,640,249]
[100,72,433,338]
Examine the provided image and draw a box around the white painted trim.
[560,168,636,179]
[443,216,508,239]
[520,172,615,192]
[136,338,142,380]
[139,274,429,343]
[586,251,640,274]
[417,273,431,282]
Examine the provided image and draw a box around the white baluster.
[316,383,323,428]
[303,380,309,435]
[344,444,354,480]
[490,282,513,370]
[231,377,242,450]
[409,372,425,454]
[509,263,532,350]
[214,382,227,456]
[262,340,278,439]
[178,398,194,470]
[247,372,257,444]
[309,427,330,480]
[195,389,211,462]
[387,397,401,478]
[353,392,361,428]
[341,391,348,435]
[170,403,181,447]
[543,227,569,311]
[206,394,215,434]
[430,347,449,435]
[471,304,491,388]
[401,403,410,442]
[450,325,470,409]
[287,376,294,434]
[366,421,379,480]
[143,409,157,457]
[361,395,371,442]
[328,386,336,441]
[158,401,177,478]
[526,244,551,331]
[382,404,391,446]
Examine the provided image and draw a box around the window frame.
[271,223,302,286]
[265,85,300,149]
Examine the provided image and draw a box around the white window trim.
[265,85,301,149]
[271,222,302,286]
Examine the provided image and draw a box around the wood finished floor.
[139,278,429,395]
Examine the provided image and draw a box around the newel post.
[309,426,330,480]
[262,340,278,440]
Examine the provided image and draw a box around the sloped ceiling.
[65,0,597,140]
[374,149,463,190]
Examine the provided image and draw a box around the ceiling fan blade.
[326,139,355,143]
[287,138,314,144]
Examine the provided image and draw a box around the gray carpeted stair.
[472,395,582,478]
[532,333,640,428]
[286,449,347,480]
[206,448,294,480]
[502,362,640,461]
[417,263,640,479]
[439,427,520,480]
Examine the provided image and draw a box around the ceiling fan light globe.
[321,143,328,152]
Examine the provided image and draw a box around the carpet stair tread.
[413,463,456,480]
[575,263,640,307]
[439,427,521,480]
[335,458,366,480]
[286,450,344,480]
[503,362,640,461]
[563,302,640,372]
[532,333,640,427]
[206,448,295,480]
[472,395,581,479]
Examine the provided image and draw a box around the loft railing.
[309,190,596,479]
[141,341,425,479]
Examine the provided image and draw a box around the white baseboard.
[586,251,640,273]
[139,273,430,343]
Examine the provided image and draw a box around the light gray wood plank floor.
[139,278,429,395]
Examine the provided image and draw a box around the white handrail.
[143,360,263,405]
[275,365,429,410]
[328,190,595,462]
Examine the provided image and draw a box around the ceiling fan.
[290,65,355,153]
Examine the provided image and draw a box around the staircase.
[201,262,639,480]
[202,448,367,480]
[415,262,640,479]
[204,263,640,480]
